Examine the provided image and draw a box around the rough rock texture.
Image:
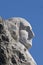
[0,17,37,65]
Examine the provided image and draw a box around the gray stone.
[0,17,37,65]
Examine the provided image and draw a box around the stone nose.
[31,30,35,38]
[28,30,35,40]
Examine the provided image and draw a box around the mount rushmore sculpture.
[0,17,37,65]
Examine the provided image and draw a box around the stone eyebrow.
[19,22,30,31]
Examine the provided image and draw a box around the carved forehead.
[8,17,32,29]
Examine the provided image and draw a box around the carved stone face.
[19,18,34,49]
[6,17,34,49]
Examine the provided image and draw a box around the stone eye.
[26,26,30,32]
[20,22,24,30]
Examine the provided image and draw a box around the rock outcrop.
[0,17,37,65]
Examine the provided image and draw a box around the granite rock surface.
[0,17,37,65]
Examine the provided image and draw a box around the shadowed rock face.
[0,47,6,65]
[0,24,8,65]
[0,17,37,65]
[0,24,4,33]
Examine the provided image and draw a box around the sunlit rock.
[0,17,37,65]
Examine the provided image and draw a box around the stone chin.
[19,38,32,49]
[25,39,32,49]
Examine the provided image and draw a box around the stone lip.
[0,17,37,65]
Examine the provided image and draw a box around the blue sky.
[0,0,43,65]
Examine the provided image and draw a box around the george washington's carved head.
[6,17,34,49]
[0,17,37,65]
